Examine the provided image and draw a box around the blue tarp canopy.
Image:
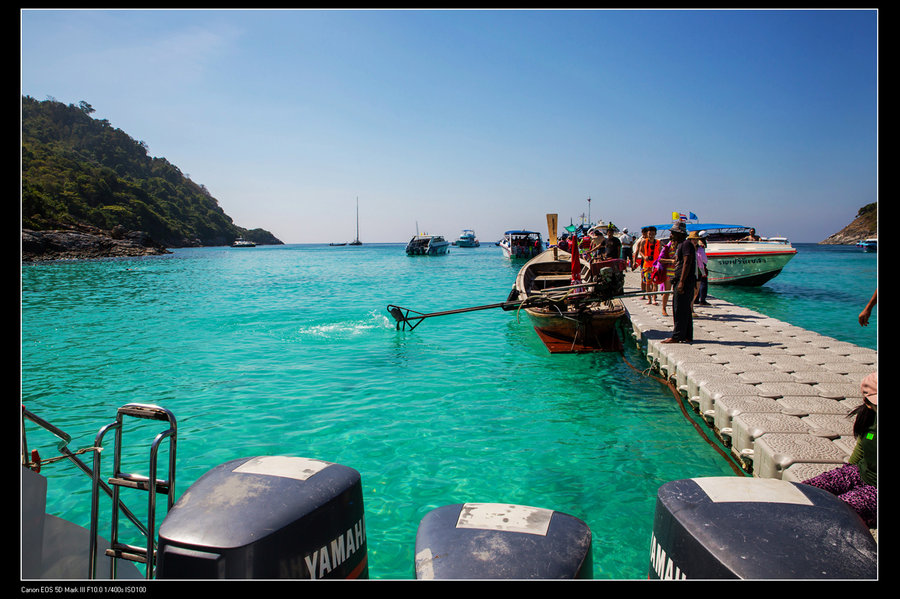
[504,230,541,235]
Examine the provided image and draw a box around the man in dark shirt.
[603,227,621,260]
[661,223,696,343]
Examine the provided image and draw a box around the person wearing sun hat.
[801,372,877,529]
[660,221,694,343]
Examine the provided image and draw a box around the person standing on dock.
[693,231,709,311]
[654,237,675,317]
[633,228,647,272]
[640,227,660,305]
[587,228,605,259]
[603,226,621,260]
[618,228,634,268]
[661,222,694,344]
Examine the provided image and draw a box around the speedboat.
[856,238,877,252]
[500,230,543,259]
[454,229,480,247]
[651,223,796,286]
[231,237,256,247]
[507,248,626,353]
[405,234,450,256]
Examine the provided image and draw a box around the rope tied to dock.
[620,352,747,477]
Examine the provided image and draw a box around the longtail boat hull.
[529,310,626,353]
[514,249,626,353]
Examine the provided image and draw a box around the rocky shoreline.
[819,204,876,245]
[22,226,171,262]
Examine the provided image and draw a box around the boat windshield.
[651,224,763,243]
[505,231,541,242]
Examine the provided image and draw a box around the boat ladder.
[88,403,177,579]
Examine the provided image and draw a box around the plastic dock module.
[616,268,876,484]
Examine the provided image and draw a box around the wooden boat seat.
[531,274,572,291]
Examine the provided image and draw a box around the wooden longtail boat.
[509,248,627,353]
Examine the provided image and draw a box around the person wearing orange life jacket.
[640,226,660,305]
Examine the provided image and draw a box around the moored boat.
[856,238,877,252]
[349,197,362,245]
[333,197,363,246]
[454,229,480,247]
[406,234,450,256]
[509,248,626,353]
[651,222,796,286]
[500,230,543,259]
[231,237,256,247]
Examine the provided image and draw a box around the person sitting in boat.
[558,234,570,252]
[740,228,760,241]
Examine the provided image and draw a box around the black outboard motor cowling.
[415,503,592,579]
[649,477,877,579]
[156,456,367,579]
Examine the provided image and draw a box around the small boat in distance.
[500,230,543,260]
[331,197,363,246]
[406,234,450,256]
[856,238,877,252]
[650,222,796,286]
[453,229,480,247]
[231,237,256,247]
[349,197,362,246]
[509,248,627,353]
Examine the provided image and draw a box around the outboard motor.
[414,503,592,579]
[156,456,367,579]
[649,477,877,579]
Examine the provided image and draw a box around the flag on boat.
[689,212,698,220]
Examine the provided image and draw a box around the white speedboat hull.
[705,242,797,285]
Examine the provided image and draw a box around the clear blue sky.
[21,9,877,244]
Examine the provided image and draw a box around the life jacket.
[642,239,659,268]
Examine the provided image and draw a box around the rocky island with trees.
[21,95,282,262]
[819,202,877,245]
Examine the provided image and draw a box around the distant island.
[21,95,282,262]
[820,202,877,245]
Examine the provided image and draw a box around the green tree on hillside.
[21,95,280,246]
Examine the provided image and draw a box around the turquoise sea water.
[20,242,876,579]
